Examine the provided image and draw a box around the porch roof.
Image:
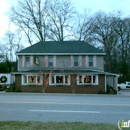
[12,69,109,75]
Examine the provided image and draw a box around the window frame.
[22,74,43,85]
[48,56,53,67]
[88,56,93,67]
[49,74,70,86]
[34,56,39,64]
[74,56,79,67]
[25,56,30,67]
[77,75,98,85]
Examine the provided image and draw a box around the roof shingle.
[17,41,105,54]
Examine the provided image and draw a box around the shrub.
[106,84,110,94]
[14,88,21,92]
[5,89,11,92]
[10,82,16,92]
[107,85,117,95]
[98,90,106,94]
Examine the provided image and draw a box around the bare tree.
[0,45,6,62]
[114,17,130,76]
[9,0,76,43]
[10,0,49,45]
[92,12,119,72]
[39,70,53,93]
[45,0,77,41]
[3,29,24,61]
[73,10,95,44]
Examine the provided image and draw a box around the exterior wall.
[81,56,104,70]
[106,76,114,87]
[18,55,104,71]
[106,75,118,90]
[75,74,105,94]
[19,56,45,71]
[56,56,71,68]
[15,74,105,94]
[96,56,104,71]
[15,74,43,93]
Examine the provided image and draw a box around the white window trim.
[21,75,43,85]
[77,75,98,85]
[49,74,70,86]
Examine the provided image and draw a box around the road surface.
[0,92,130,124]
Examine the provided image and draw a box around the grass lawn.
[0,121,121,130]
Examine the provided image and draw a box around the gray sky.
[0,0,130,39]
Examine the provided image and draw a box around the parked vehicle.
[0,73,14,91]
[117,82,130,91]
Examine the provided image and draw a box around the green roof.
[17,41,105,55]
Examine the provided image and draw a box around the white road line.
[29,110,100,113]
[0,101,130,106]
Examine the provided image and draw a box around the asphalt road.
[0,92,130,124]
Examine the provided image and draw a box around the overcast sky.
[0,0,130,39]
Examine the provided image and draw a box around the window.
[49,56,53,67]
[77,75,98,85]
[34,56,39,64]
[84,76,91,83]
[89,56,93,67]
[74,56,78,67]
[22,75,43,85]
[56,76,63,83]
[51,76,55,84]
[25,56,30,67]
[28,76,37,83]
[79,76,82,83]
[49,75,70,85]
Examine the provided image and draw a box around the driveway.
[118,89,130,96]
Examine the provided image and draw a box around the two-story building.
[13,41,118,93]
